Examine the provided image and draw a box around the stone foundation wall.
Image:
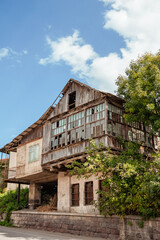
[11,211,160,240]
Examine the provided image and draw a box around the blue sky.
[0,0,160,150]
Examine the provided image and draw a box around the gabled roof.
[61,78,98,95]
[0,105,54,153]
[63,78,124,104]
[52,78,124,107]
[51,78,101,107]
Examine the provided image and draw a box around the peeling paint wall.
[70,174,99,214]
[57,172,99,214]
[16,138,42,178]
[57,172,71,212]
[8,152,17,178]
[7,151,29,191]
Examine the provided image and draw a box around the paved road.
[0,226,103,240]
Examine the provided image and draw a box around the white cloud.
[39,30,97,78]
[0,48,9,60]
[39,0,160,93]
[0,47,28,62]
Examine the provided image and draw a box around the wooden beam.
[49,155,86,169]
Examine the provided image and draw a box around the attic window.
[68,91,76,109]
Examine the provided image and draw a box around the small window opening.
[85,181,93,205]
[69,91,76,109]
[71,184,79,206]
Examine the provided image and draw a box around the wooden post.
[17,183,21,204]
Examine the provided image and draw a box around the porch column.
[57,171,71,212]
[29,183,41,210]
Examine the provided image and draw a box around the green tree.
[0,188,29,226]
[116,51,160,134]
[69,140,160,219]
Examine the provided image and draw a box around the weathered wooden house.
[0,79,158,213]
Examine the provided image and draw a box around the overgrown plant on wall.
[69,139,160,219]
[0,188,29,226]
[0,162,5,193]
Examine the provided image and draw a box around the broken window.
[51,118,66,149]
[52,118,66,135]
[108,104,123,124]
[68,111,84,130]
[130,122,140,129]
[108,123,126,139]
[71,184,79,206]
[67,129,76,144]
[136,130,145,142]
[86,103,105,123]
[67,126,85,144]
[29,144,39,163]
[108,104,123,115]
[67,111,85,144]
[68,91,76,109]
[76,126,84,141]
[127,128,146,143]
[85,181,93,205]
[85,103,105,139]
[86,120,105,139]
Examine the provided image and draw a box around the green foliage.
[0,188,28,226]
[137,220,144,228]
[0,220,13,227]
[116,51,160,134]
[69,140,160,219]
[0,162,5,192]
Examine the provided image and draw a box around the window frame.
[51,118,66,149]
[71,183,80,206]
[28,144,39,163]
[84,181,93,205]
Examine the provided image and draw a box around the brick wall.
[11,211,160,240]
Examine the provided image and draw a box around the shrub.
[69,140,160,219]
[0,188,28,225]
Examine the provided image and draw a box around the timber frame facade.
[0,79,158,213]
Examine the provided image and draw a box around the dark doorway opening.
[40,180,57,211]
